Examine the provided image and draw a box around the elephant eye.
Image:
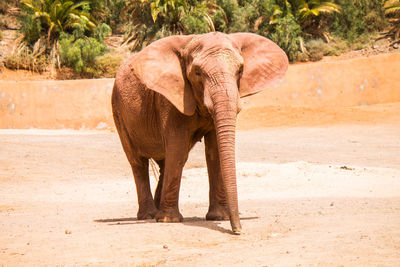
[238,66,243,75]
[194,66,201,76]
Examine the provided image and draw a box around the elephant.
[111,32,288,234]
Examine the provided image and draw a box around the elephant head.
[130,32,288,233]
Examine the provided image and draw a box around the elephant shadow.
[94,216,258,235]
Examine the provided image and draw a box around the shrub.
[4,48,49,72]
[306,39,340,56]
[59,27,108,73]
[268,14,303,62]
[94,23,112,42]
[330,37,348,52]
[364,9,388,32]
[296,52,310,62]
[182,3,212,34]
[18,13,42,45]
[0,15,7,29]
[227,1,258,33]
[85,52,122,78]
[330,0,387,42]
[0,1,8,14]
[103,0,126,34]
[0,30,3,41]
[212,0,238,32]
[309,50,324,61]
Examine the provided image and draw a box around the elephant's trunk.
[210,83,242,234]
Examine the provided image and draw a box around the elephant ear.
[230,33,289,98]
[130,35,197,116]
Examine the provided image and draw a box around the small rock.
[163,244,168,249]
[340,166,354,171]
[65,230,72,235]
[394,43,399,49]
[330,202,334,207]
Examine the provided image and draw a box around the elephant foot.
[137,206,157,220]
[155,208,183,223]
[206,205,230,221]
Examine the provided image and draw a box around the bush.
[18,13,42,45]
[4,48,49,72]
[182,4,211,34]
[306,39,340,56]
[84,53,123,78]
[297,36,350,62]
[0,0,19,14]
[212,0,238,32]
[227,1,258,33]
[268,14,303,62]
[330,0,387,42]
[0,31,3,41]
[104,0,126,34]
[59,27,108,73]
[0,1,8,14]
[309,50,324,61]
[0,14,7,29]
[296,52,309,62]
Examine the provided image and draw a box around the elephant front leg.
[155,142,188,223]
[204,130,230,221]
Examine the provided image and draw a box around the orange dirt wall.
[242,53,400,108]
[0,79,115,129]
[1,53,399,129]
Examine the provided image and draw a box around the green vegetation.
[383,0,400,45]
[2,0,395,76]
[123,0,212,50]
[5,0,110,75]
[90,52,123,78]
[21,0,97,45]
[59,25,109,73]
[0,2,9,14]
[330,0,387,42]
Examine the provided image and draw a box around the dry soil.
[1,122,400,266]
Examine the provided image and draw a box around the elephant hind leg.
[113,110,157,220]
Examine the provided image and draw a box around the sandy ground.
[1,122,400,266]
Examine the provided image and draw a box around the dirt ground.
[1,117,400,266]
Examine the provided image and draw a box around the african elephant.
[112,32,288,234]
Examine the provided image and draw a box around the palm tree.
[16,0,100,74]
[294,0,341,42]
[22,0,97,45]
[383,0,400,45]
[124,0,213,51]
[296,0,341,21]
[385,0,400,14]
